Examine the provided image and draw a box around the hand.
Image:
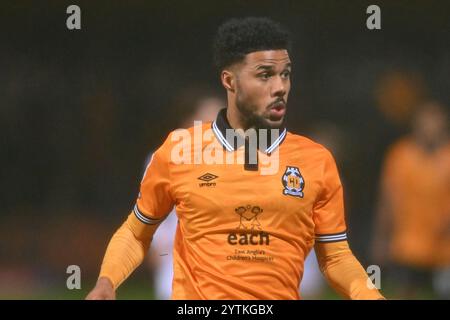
[85,277,116,300]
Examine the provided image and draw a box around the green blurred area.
[2,275,438,300]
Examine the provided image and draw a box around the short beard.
[235,89,283,131]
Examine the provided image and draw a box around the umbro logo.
[198,173,218,187]
[198,173,218,182]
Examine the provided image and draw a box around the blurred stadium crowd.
[0,1,449,299]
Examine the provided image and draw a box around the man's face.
[233,50,291,129]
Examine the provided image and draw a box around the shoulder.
[384,136,414,162]
[151,122,214,162]
[285,131,335,161]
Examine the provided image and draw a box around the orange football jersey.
[135,109,347,299]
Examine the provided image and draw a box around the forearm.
[99,212,160,290]
[315,241,384,300]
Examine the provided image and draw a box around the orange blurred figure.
[373,101,450,298]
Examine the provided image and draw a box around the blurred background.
[1,0,449,299]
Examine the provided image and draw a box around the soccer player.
[373,101,450,298]
[86,17,384,300]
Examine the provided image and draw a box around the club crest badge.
[282,166,305,198]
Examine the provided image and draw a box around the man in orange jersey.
[373,101,450,298]
[86,17,384,300]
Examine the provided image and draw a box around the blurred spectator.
[374,70,427,126]
[372,101,450,299]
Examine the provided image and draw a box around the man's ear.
[221,70,235,93]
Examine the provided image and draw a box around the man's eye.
[259,73,270,80]
[281,71,291,79]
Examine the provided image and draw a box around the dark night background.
[0,0,449,298]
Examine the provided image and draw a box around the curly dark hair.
[213,17,291,71]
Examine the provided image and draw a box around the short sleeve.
[313,149,347,243]
[134,134,175,225]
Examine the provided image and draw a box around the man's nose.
[271,76,286,97]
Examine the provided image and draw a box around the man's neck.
[226,105,250,131]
